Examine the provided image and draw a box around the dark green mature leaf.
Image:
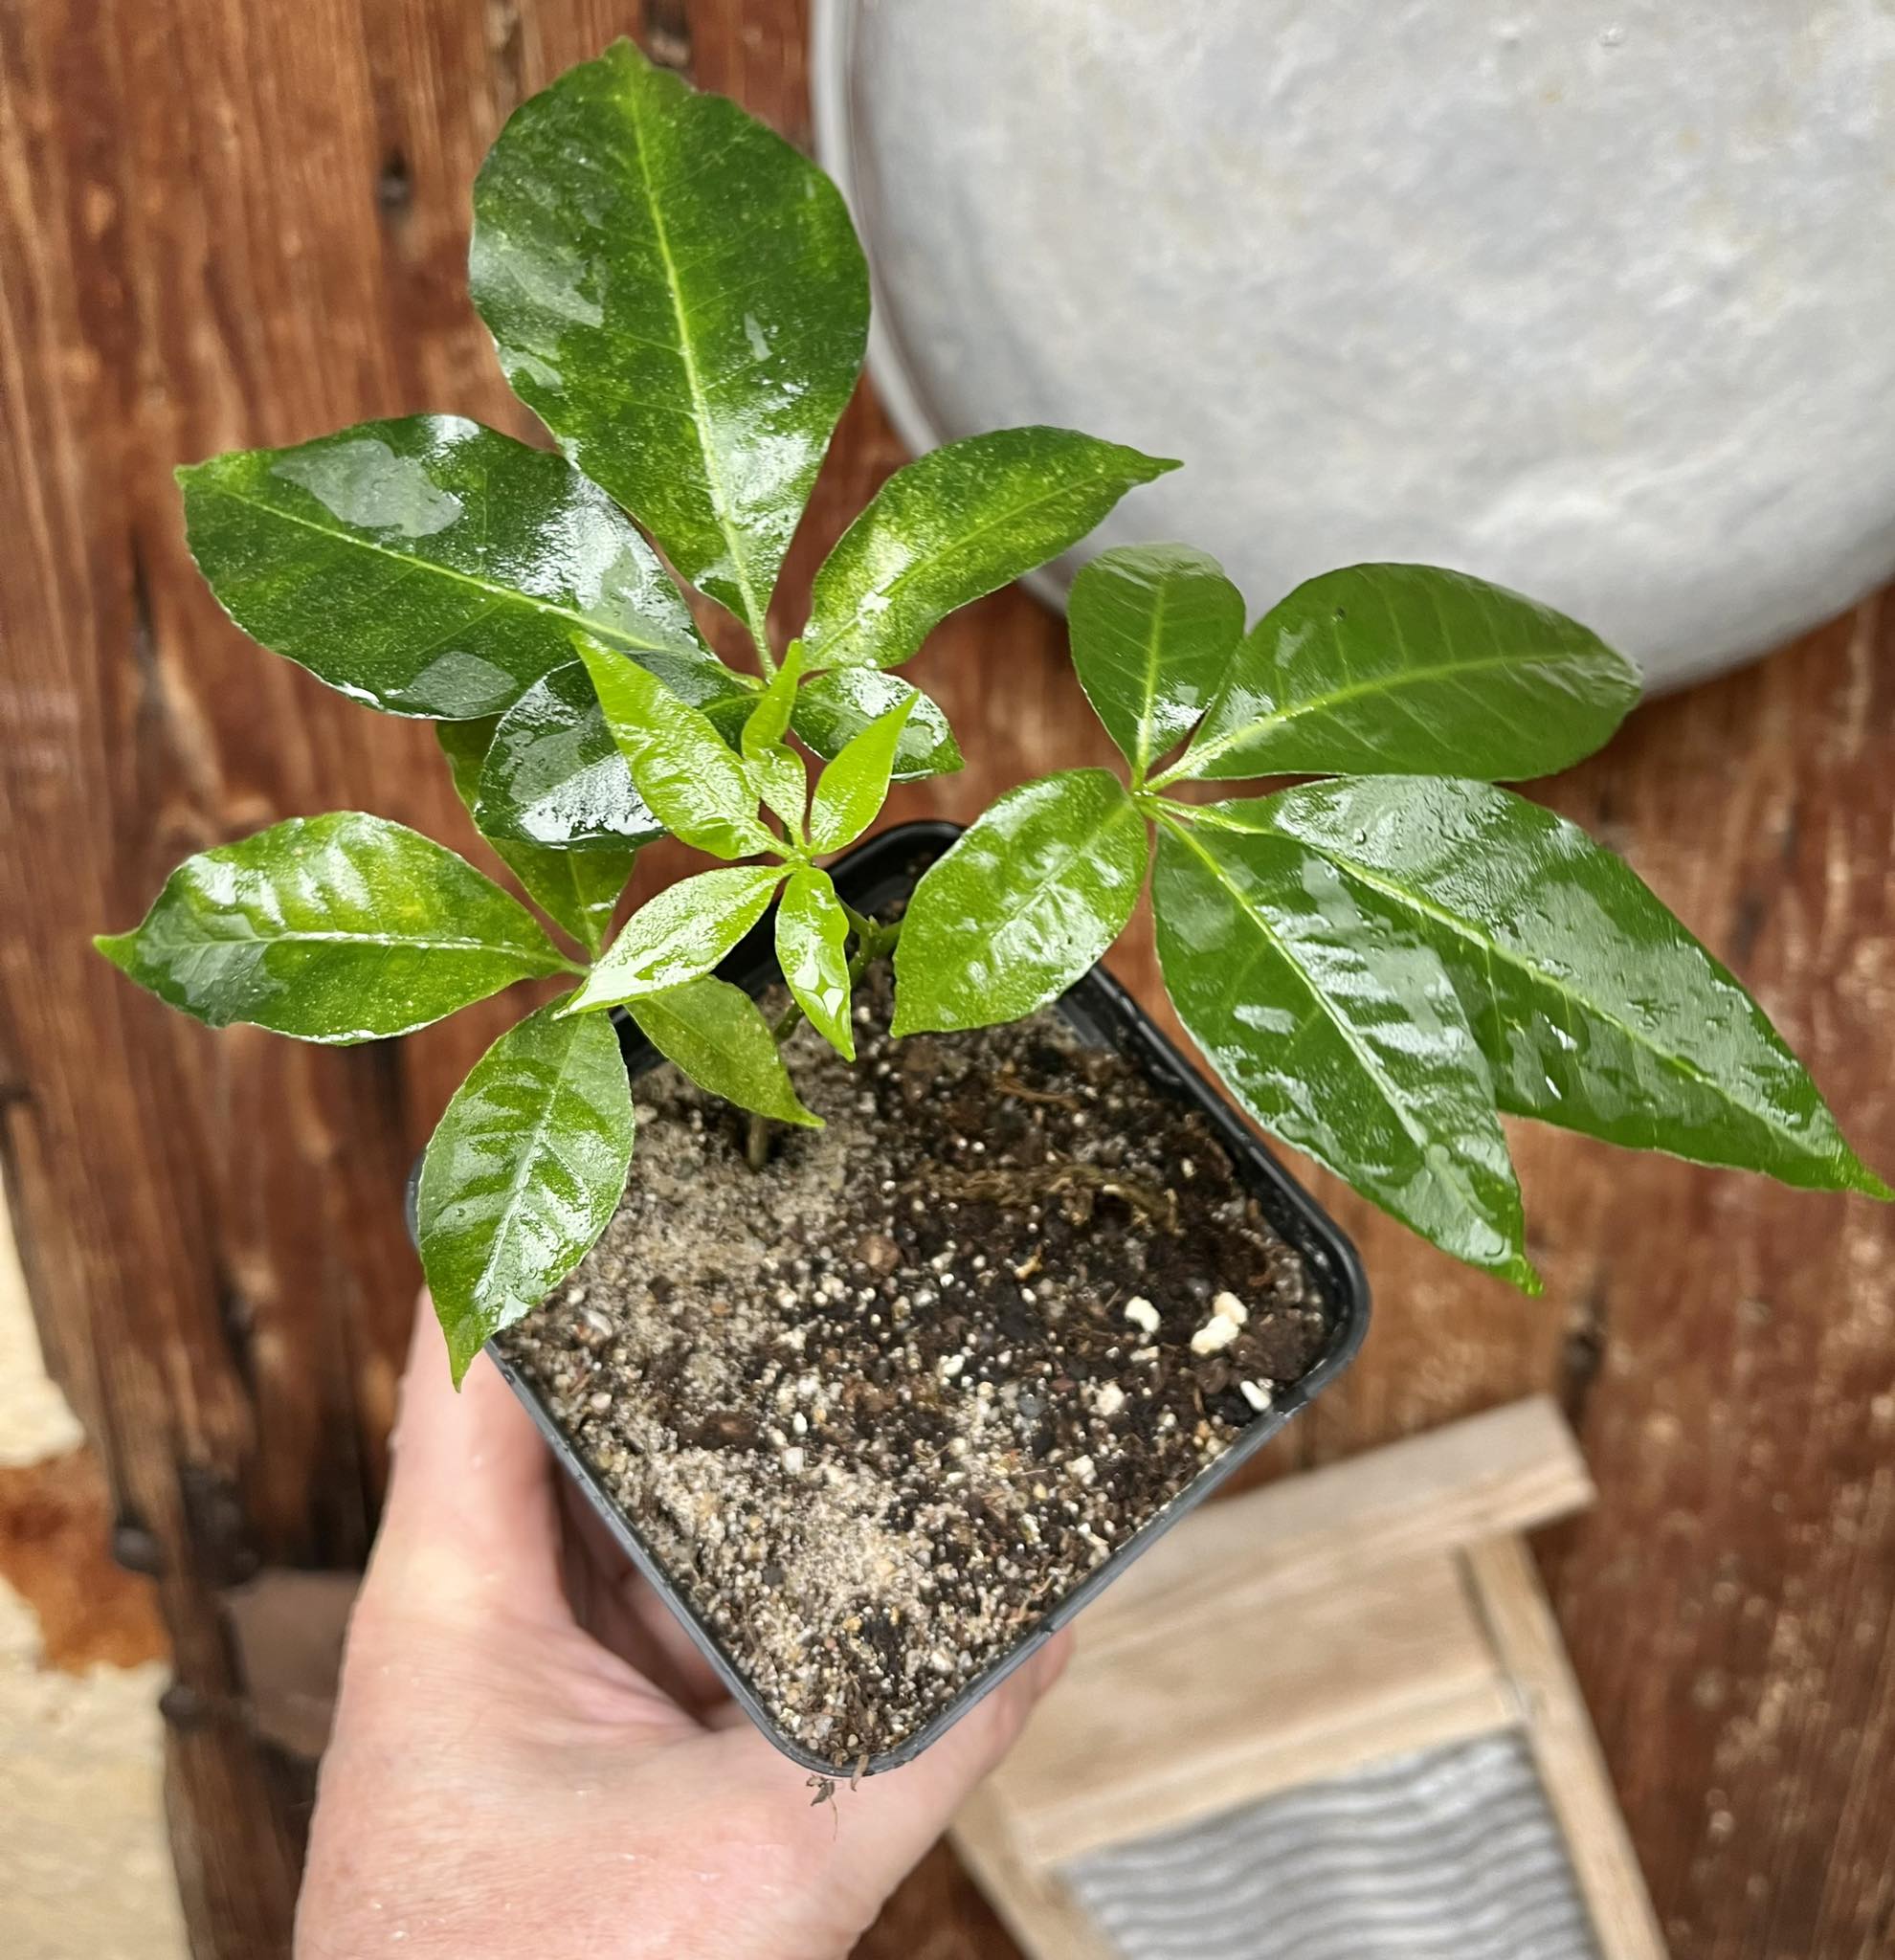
[893,769,1148,1036]
[179,415,719,719]
[578,639,776,860]
[801,428,1179,672]
[564,865,783,1012]
[776,867,855,1059]
[435,717,634,955]
[1234,776,1890,1196]
[1168,564,1639,785]
[470,39,868,646]
[1069,544,1244,780]
[809,697,913,854]
[1152,818,1534,1285]
[418,1002,635,1385]
[472,663,667,852]
[95,813,568,1042]
[791,671,961,783]
[627,977,821,1127]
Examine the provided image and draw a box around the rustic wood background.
[2,3,1889,1955]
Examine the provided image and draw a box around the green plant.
[98,42,1885,1383]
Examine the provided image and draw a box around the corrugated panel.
[1059,1731,1599,1960]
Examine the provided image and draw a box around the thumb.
[709,1627,1072,1904]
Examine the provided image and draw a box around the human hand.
[297,1294,1069,1960]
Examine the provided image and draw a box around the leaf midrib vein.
[199,481,690,663]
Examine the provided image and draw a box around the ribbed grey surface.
[1060,1732,1599,1960]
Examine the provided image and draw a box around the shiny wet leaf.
[470,39,868,645]
[179,415,717,719]
[802,428,1178,671]
[96,813,568,1041]
[1068,544,1243,780]
[1173,564,1639,784]
[564,864,784,1012]
[435,716,635,955]
[627,976,821,1128]
[809,697,914,854]
[893,769,1148,1035]
[791,670,961,783]
[577,639,776,862]
[1152,817,1535,1286]
[775,867,855,1059]
[1237,776,1890,1196]
[471,662,669,853]
[418,1002,635,1385]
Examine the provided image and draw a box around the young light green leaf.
[1167,564,1640,785]
[742,641,808,836]
[808,696,915,854]
[1152,818,1535,1287]
[1068,544,1245,781]
[791,671,962,783]
[470,39,868,647]
[471,662,668,852]
[563,865,783,1012]
[179,415,719,719]
[627,977,821,1127]
[577,639,776,861]
[418,1002,635,1386]
[435,718,634,955]
[742,640,806,758]
[95,813,568,1042]
[775,867,855,1059]
[893,769,1148,1036]
[1234,776,1890,1197]
[801,428,1179,672]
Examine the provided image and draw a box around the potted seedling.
[99,42,1885,1774]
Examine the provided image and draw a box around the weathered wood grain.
[1,5,1890,1958]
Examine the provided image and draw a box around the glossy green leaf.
[791,670,961,783]
[418,1002,635,1385]
[95,813,568,1042]
[628,977,820,1127]
[742,642,808,836]
[893,769,1148,1036]
[179,415,718,720]
[470,39,868,646]
[1233,776,1890,1197]
[802,428,1179,671]
[808,697,914,854]
[471,662,667,852]
[577,639,775,861]
[743,640,805,756]
[1169,564,1640,785]
[1152,818,1534,1286]
[563,865,783,1012]
[435,716,634,955]
[775,867,855,1059]
[1068,544,1244,780]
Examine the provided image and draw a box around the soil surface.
[500,970,1330,1766]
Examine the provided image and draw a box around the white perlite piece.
[780,1446,805,1475]
[1239,1379,1274,1414]
[1123,1297,1160,1336]
[1091,1383,1126,1418]
[1191,1313,1242,1356]
[1212,1290,1248,1326]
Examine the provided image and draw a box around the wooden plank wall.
[1,4,1890,1955]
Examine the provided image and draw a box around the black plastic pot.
[407,819,1371,1776]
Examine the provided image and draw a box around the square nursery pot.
[407,819,1369,1776]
